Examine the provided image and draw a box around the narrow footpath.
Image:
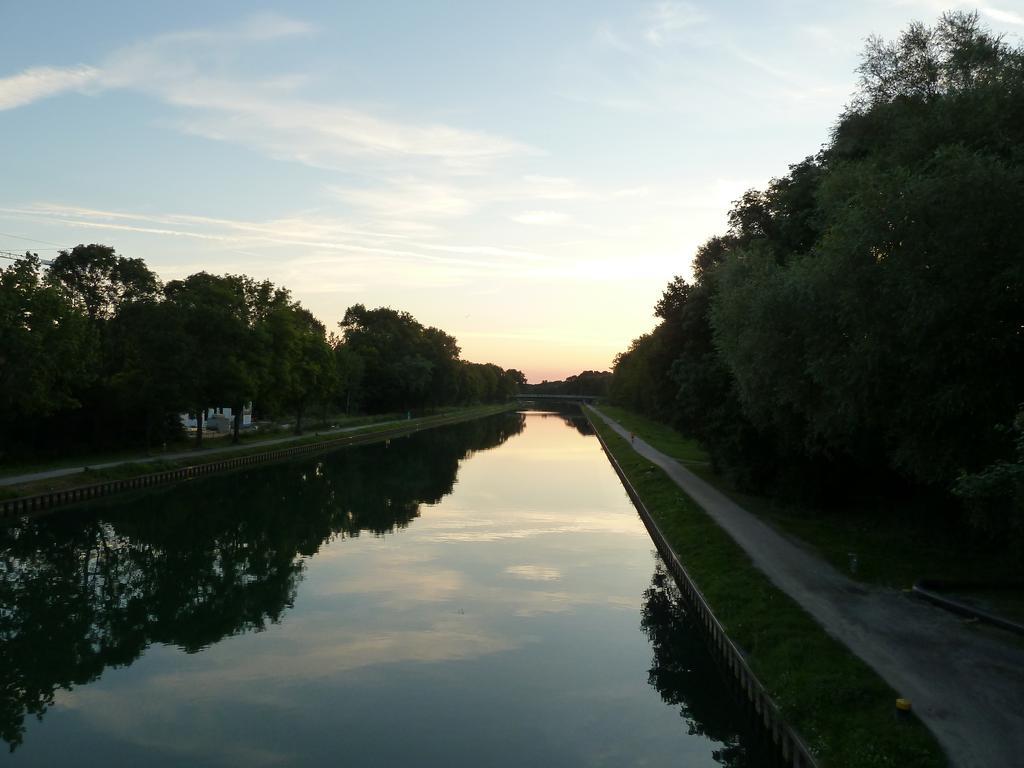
[590,408,1024,768]
[0,418,412,488]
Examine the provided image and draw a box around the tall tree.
[0,254,95,456]
[164,273,251,448]
[263,303,335,434]
[46,244,160,322]
[339,305,436,413]
[107,300,190,448]
[611,10,1024,525]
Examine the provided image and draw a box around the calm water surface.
[2,410,770,766]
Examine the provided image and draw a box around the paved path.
[590,407,1024,768]
[0,419,408,488]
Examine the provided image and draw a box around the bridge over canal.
[514,393,603,404]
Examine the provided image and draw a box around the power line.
[0,230,71,249]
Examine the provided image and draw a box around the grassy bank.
[1,404,515,502]
[587,410,945,768]
[597,405,709,464]
[597,405,1021,590]
[0,410,429,478]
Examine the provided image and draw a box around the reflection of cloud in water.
[506,590,636,617]
[423,518,643,543]
[505,564,561,581]
[311,542,438,564]
[315,566,465,602]
[510,590,576,616]
[425,516,499,530]
[411,507,646,544]
[427,525,590,542]
[311,533,637,620]
[4,409,676,762]
[56,688,296,767]
[55,612,527,764]
[63,615,521,702]
[246,618,520,681]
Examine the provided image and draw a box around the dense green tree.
[611,11,1024,534]
[262,303,336,434]
[46,244,160,322]
[0,254,96,457]
[106,300,190,447]
[164,273,251,448]
[711,12,1023,488]
[332,339,365,414]
[955,407,1024,546]
[525,370,611,397]
[33,245,163,449]
[422,325,462,406]
[4,253,520,460]
[339,304,436,413]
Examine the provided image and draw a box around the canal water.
[1,409,772,766]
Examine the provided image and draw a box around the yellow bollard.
[895,698,912,722]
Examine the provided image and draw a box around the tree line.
[0,246,524,459]
[610,13,1024,543]
[521,370,611,397]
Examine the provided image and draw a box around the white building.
[180,404,253,432]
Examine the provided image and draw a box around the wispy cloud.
[981,5,1024,25]
[644,1,707,46]
[0,13,534,173]
[730,47,803,85]
[593,21,635,54]
[329,180,477,219]
[419,243,546,261]
[0,202,548,275]
[171,87,534,172]
[222,11,316,41]
[880,0,1024,27]
[0,65,99,110]
[0,14,311,113]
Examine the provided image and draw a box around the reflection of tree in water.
[521,406,594,437]
[641,565,778,768]
[0,412,524,750]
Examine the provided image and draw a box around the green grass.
[0,411,416,477]
[597,405,709,463]
[687,461,1022,590]
[588,415,946,768]
[596,406,1022,591]
[0,404,514,502]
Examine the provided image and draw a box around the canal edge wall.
[585,408,819,768]
[1,406,514,520]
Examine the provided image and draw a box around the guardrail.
[586,410,819,768]
[1,408,510,520]
[912,579,1024,636]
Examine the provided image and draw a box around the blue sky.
[2,1,1021,380]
